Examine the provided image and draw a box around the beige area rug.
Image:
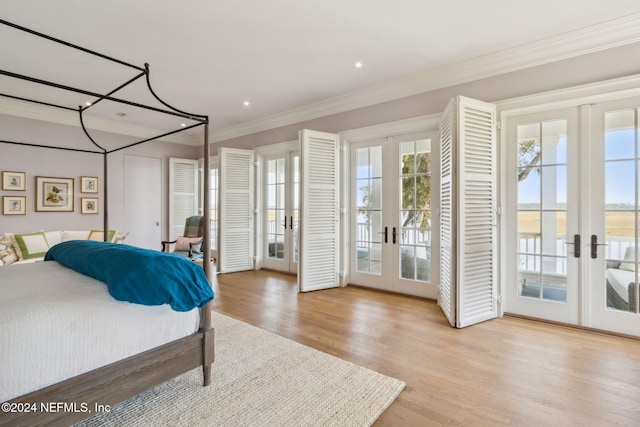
[77,311,405,426]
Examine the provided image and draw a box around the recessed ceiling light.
[85,101,92,106]
[243,101,250,107]
[355,62,363,69]
[181,123,186,127]
[115,112,127,117]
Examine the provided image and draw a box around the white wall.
[0,115,199,239]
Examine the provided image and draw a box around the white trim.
[497,74,640,117]
[253,139,298,155]
[339,114,440,142]
[212,13,640,142]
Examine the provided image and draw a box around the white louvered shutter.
[298,130,341,292]
[219,147,255,273]
[169,158,199,241]
[439,99,457,327]
[438,96,498,328]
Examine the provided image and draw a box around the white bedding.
[0,261,200,402]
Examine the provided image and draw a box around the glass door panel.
[600,106,639,317]
[516,120,569,303]
[266,158,286,260]
[399,139,432,282]
[263,153,299,273]
[507,109,579,324]
[355,145,383,275]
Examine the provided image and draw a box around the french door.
[506,108,580,324]
[506,98,640,336]
[262,152,299,273]
[349,132,438,299]
[589,98,640,336]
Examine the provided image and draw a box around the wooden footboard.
[1,328,215,427]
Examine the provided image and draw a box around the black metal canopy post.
[0,19,209,248]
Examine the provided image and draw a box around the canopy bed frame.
[0,19,215,425]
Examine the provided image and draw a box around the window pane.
[541,165,567,210]
[518,211,540,254]
[416,139,431,174]
[517,123,541,168]
[605,109,635,161]
[541,211,566,257]
[370,146,383,178]
[541,120,567,165]
[517,167,540,210]
[605,160,635,209]
[400,246,415,280]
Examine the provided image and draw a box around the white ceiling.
[2,0,640,143]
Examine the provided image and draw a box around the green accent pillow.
[13,231,50,260]
[88,230,117,242]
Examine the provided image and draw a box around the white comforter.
[0,261,200,402]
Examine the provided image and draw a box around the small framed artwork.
[81,197,99,214]
[2,196,27,215]
[35,176,74,212]
[81,176,99,193]
[2,171,27,191]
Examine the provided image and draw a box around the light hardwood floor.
[210,270,640,426]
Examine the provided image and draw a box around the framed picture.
[81,176,99,193]
[2,171,27,191]
[2,196,27,215]
[35,176,74,212]
[81,197,99,214]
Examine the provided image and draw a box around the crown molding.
[212,12,640,143]
[0,97,201,146]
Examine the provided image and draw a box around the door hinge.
[496,206,502,215]
[496,121,502,130]
[496,295,502,304]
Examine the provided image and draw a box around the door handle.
[290,216,293,230]
[590,234,607,259]
[284,216,287,229]
[563,234,580,258]
[379,226,388,243]
[392,227,397,244]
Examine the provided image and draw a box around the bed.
[0,19,216,426]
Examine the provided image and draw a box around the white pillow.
[619,246,637,271]
[45,231,63,246]
[62,230,90,241]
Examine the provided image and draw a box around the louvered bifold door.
[456,97,498,327]
[438,99,457,327]
[438,97,498,328]
[298,130,341,292]
[169,158,199,241]
[219,147,255,273]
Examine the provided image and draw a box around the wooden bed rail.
[1,328,215,427]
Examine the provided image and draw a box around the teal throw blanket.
[45,240,214,311]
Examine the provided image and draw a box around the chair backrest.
[183,216,205,238]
